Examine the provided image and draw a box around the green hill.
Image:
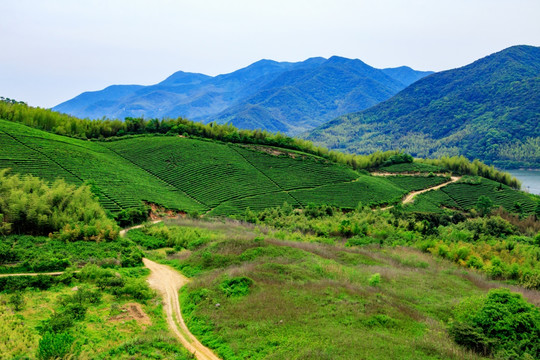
[0,101,535,217]
[307,45,540,169]
[0,119,419,215]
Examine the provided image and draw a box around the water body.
[507,169,540,195]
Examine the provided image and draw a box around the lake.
[507,169,540,195]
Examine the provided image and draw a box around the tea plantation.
[407,177,537,214]
[0,119,535,216]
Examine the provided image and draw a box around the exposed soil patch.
[145,202,186,220]
[109,303,151,327]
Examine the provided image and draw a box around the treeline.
[0,99,520,187]
[0,169,118,241]
[420,156,521,189]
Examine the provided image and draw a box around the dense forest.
[307,45,540,169]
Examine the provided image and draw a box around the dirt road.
[143,258,220,360]
[372,174,462,210]
[0,271,66,277]
[402,176,461,204]
[119,220,163,237]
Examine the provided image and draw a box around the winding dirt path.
[402,176,461,204]
[371,173,462,209]
[143,258,220,360]
[119,219,163,237]
[0,271,67,277]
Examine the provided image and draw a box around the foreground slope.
[307,45,540,168]
[53,57,432,135]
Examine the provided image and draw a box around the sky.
[1,0,539,108]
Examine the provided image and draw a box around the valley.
[1,103,539,359]
[2,1,539,359]
[1,43,540,360]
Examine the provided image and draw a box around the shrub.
[113,205,150,227]
[0,170,119,240]
[450,288,540,359]
[39,311,74,334]
[36,332,75,360]
[368,273,381,286]
[113,278,153,300]
[0,275,56,292]
[8,292,25,311]
[220,277,254,297]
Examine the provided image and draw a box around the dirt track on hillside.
[402,176,461,204]
[0,271,66,277]
[119,219,163,237]
[143,258,220,360]
[371,173,462,210]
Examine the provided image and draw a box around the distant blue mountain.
[53,57,432,134]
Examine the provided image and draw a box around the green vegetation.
[450,288,539,358]
[1,99,520,189]
[139,219,505,359]
[379,162,444,173]
[238,202,540,289]
[383,175,449,192]
[408,177,537,215]
[4,117,487,217]
[0,261,192,359]
[1,94,538,360]
[0,98,406,170]
[307,45,540,169]
[0,120,202,213]
[0,235,143,275]
[0,169,118,240]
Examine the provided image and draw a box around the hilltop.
[53,57,431,135]
[307,45,540,169]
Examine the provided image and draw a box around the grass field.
[0,265,192,359]
[139,219,504,360]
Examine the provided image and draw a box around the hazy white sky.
[1,0,539,108]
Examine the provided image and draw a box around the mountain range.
[53,58,432,134]
[307,45,540,168]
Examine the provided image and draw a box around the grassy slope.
[142,219,496,360]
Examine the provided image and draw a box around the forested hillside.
[209,57,432,134]
[52,57,431,135]
[307,45,540,168]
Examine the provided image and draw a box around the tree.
[9,292,25,311]
[450,288,540,358]
[475,196,493,217]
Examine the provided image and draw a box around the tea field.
[1,119,536,217]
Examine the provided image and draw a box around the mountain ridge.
[53,57,432,134]
[306,45,540,168]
